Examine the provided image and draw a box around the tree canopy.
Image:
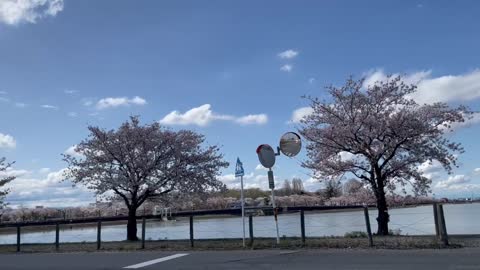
[300,76,469,234]
[64,116,228,240]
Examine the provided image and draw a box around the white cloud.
[64,89,78,95]
[0,90,7,94]
[159,104,268,126]
[337,151,357,161]
[0,167,30,179]
[435,175,470,189]
[447,112,480,131]
[83,100,94,107]
[255,164,265,171]
[290,107,313,123]
[64,145,83,158]
[67,112,78,117]
[38,167,51,174]
[363,69,480,104]
[418,162,447,193]
[0,0,64,25]
[95,96,147,110]
[280,64,293,72]
[278,49,299,59]
[418,160,444,179]
[235,114,268,125]
[0,133,16,149]
[0,97,10,102]
[15,102,27,108]
[255,164,278,171]
[5,167,94,208]
[160,104,226,126]
[41,104,58,110]
[308,78,315,84]
[303,177,322,192]
[219,172,266,189]
[474,168,480,175]
[130,96,147,105]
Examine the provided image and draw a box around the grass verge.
[0,235,475,253]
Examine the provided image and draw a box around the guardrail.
[0,205,368,228]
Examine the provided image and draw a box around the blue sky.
[0,0,479,207]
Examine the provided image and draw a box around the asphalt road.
[1,248,480,270]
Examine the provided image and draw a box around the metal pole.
[300,210,305,245]
[363,206,373,247]
[433,202,440,237]
[16,226,21,252]
[189,215,194,248]
[267,168,280,244]
[438,204,449,246]
[55,223,60,251]
[271,187,280,244]
[240,175,246,248]
[249,215,254,247]
[97,221,101,250]
[141,217,146,249]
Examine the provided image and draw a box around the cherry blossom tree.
[64,116,228,240]
[0,157,15,207]
[300,76,469,235]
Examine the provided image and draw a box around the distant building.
[35,206,44,209]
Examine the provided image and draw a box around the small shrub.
[344,231,367,238]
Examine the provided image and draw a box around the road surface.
[1,248,479,269]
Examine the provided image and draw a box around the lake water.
[1,203,479,244]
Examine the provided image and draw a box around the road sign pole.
[235,157,246,248]
[240,175,246,248]
[271,188,280,244]
[256,133,302,246]
[269,168,280,244]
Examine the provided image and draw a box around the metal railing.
[0,204,458,252]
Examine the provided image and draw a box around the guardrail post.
[55,223,60,251]
[437,204,449,246]
[16,226,21,252]
[141,217,146,249]
[189,215,194,248]
[300,210,306,246]
[249,215,254,247]
[97,221,102,250]
[433,202,440,237]
[363,206,373,247]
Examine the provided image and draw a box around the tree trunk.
[127,207,138,241]
[376,191,390,235]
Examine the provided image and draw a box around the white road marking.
[279,251,301,255]
[123,253,189,269]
